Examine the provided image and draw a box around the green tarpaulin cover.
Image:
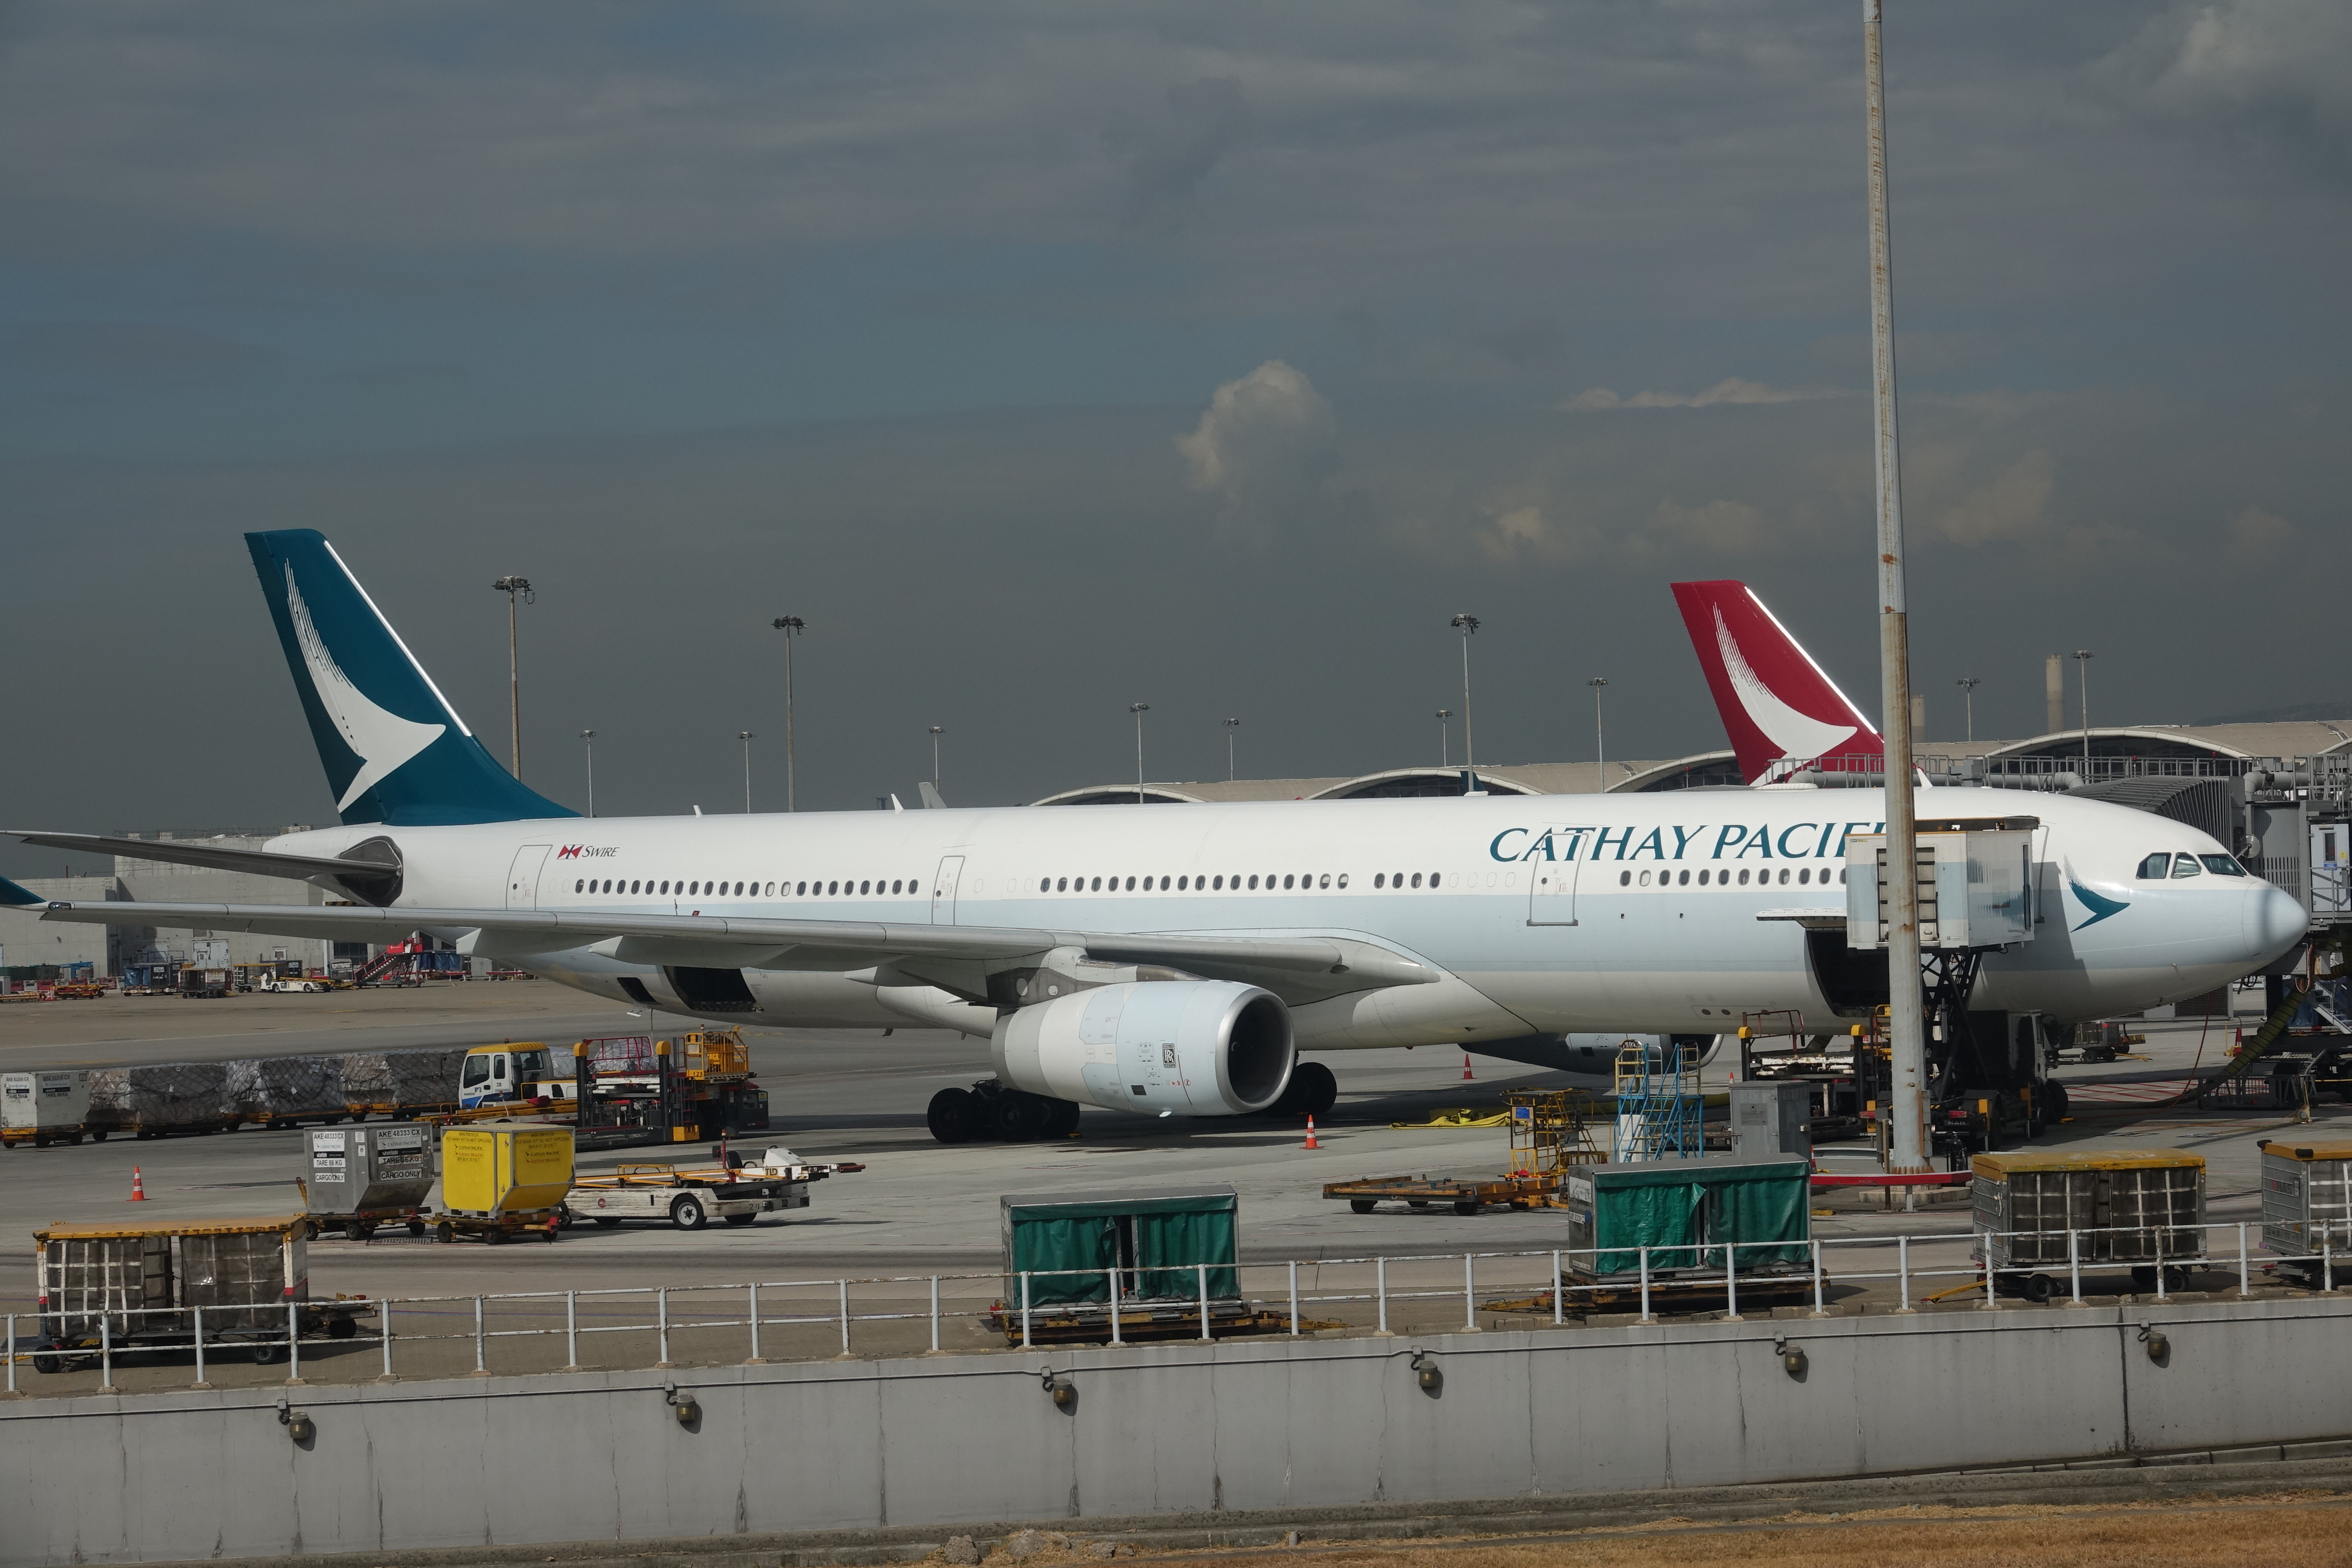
[1573,1157,1810,1275]
[1001,1186,1240,1304]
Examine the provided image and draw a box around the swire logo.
[557,845,581,858]
[555,845,618,860]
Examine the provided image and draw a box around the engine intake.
[993,980,1294,1116]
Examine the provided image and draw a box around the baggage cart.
[30,1214,370,1371]
[2258,1139,2352,1284]
[426,1124,573,1244]
[989,1184,1267,1342]
[3,1070,93,1148]
[1561,1154,1813,1285]
[302,1122,435,1239]
[563,1145,840,1230]
[1971,1149,2206,1299]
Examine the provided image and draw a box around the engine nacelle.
[992,980,1295,1116]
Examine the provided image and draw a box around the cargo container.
[1562,1155,1812,1281]
[2,1070,93,1148]
[303,1123,435,1238]
[990,1184,1278,1342]
[1972,1149,2206,1299]
[29,1215,369,1371]
[2258,1139,2352,1283]
[431,1125,573,1243]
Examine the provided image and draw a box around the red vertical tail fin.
[1670,581,1882,784]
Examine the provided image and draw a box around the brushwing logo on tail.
[285,564,445,811]
[1713,607,1860,764]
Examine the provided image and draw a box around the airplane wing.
[24,898,1440,1008]
[7,830,393,887]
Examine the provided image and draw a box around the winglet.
[1670,580,1883,784]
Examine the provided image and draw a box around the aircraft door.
[505,844,553,910]
[1526,827,1595,927]
[930,855,965,924]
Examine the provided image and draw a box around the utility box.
[2,1070,91,1146]
[439,1126,575,1217]
[304,1123,434,1218]
[2258,1140,2352,1259]
[1730,1081,1811,1160]
[1001,1184,1238,1306]
[1847,816,2037,951]
[1971,1149,2204,1269]
[1562,1155,1811,1280]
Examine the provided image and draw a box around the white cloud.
[2225,505,2295,563]
[1175,359,1338,531]
[1563,379,1839,413]
[1932,449,2056,547]
[2103,1,2352,135]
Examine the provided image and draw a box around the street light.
[1588,679,1609,779]
[1956,678,1981,743]
[1436,710,1452,768]
[580,730,596,818]
[2073,651,2094,772]
[739,731,755,813]
[929,726,944,793]
[1449,615,1480,766]
[770,617,804,811]
[1129,704,1149,804]
[1223,717,1240,782]
[491,576,533,779]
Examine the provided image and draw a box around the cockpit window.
[2136,854,2171,879]
[2200,854,2249,877]
[2170,854,2202,878]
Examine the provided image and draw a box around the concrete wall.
[4,1296,2348,1566]
[113,839,332,971]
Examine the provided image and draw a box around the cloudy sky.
[2,1,2346,868]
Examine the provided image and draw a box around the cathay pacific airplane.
[4,532,2305,1142]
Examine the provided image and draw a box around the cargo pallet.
[425,1209,563,1244]
[1324,1175,1560,1215]
[987,1298,1322,1345]
[1489,1270,1819,1319]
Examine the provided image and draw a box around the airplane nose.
[2247,883,2309,960]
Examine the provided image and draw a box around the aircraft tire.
[992,1091,1054,1142]
[927,1088,983,1145]
[1044,1098,1082,1138]
[1284,1061,1338,1117]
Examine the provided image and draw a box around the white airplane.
[5,532,2305,1143]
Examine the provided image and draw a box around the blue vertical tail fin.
[245,530,577,826]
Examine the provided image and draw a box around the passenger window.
[1336,874,1347,889]
[1374,874,1385,889]
[1778,869,1790,886]
[1125,876,1135,890]
[575,880,584,893]
[1678,870,1690,886]
[1618,871,1631,886]
[1213,875,1224,890]
[1738,869,1751,886]
[2136,853,2171,879]
[2200,855,2246,877]
[1410,873,1422,889]
[1283,875,1295,890]
[828,881,839,895]
[795,881,807,895]
[1178,876,1189,890]
[2171,855,2202,878]
[1429,870,1442,887]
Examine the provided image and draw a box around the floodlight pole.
[1436,710,1452,769]
[580,730,596,817]
[2074,651,2094,773]
[930,727,944,794]
[1129,704,1149,803]
[771,617,803,811]
[1589,679,1609,778]
[1956,678,1980,743]
[1451,615,1480,766]
[1866,0,1927,1177]
[1223,717,1240,782]
[492,577,533,779]
[739,731,755,812]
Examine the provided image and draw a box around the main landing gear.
[924,1062,1338,1145]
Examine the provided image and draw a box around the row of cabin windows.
[575,878,923,898]
[1615,866,1849,888]
[1038,872,1359,892]
[2135,852,2249,880]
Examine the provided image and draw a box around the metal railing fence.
[8,1219,2347,1394]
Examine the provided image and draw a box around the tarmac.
[2,978,2345,1399]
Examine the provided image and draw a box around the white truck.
[561,1146,857,1231]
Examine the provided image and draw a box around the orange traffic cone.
[1461,1051,1474,1082]
[1302,1116,1320,1150]
[128,1166,148,1202]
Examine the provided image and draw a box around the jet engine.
[992,979,1295,1116]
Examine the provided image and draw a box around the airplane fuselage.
[270,787,2306,1048]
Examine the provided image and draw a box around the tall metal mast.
[1866,0,1927,1175]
